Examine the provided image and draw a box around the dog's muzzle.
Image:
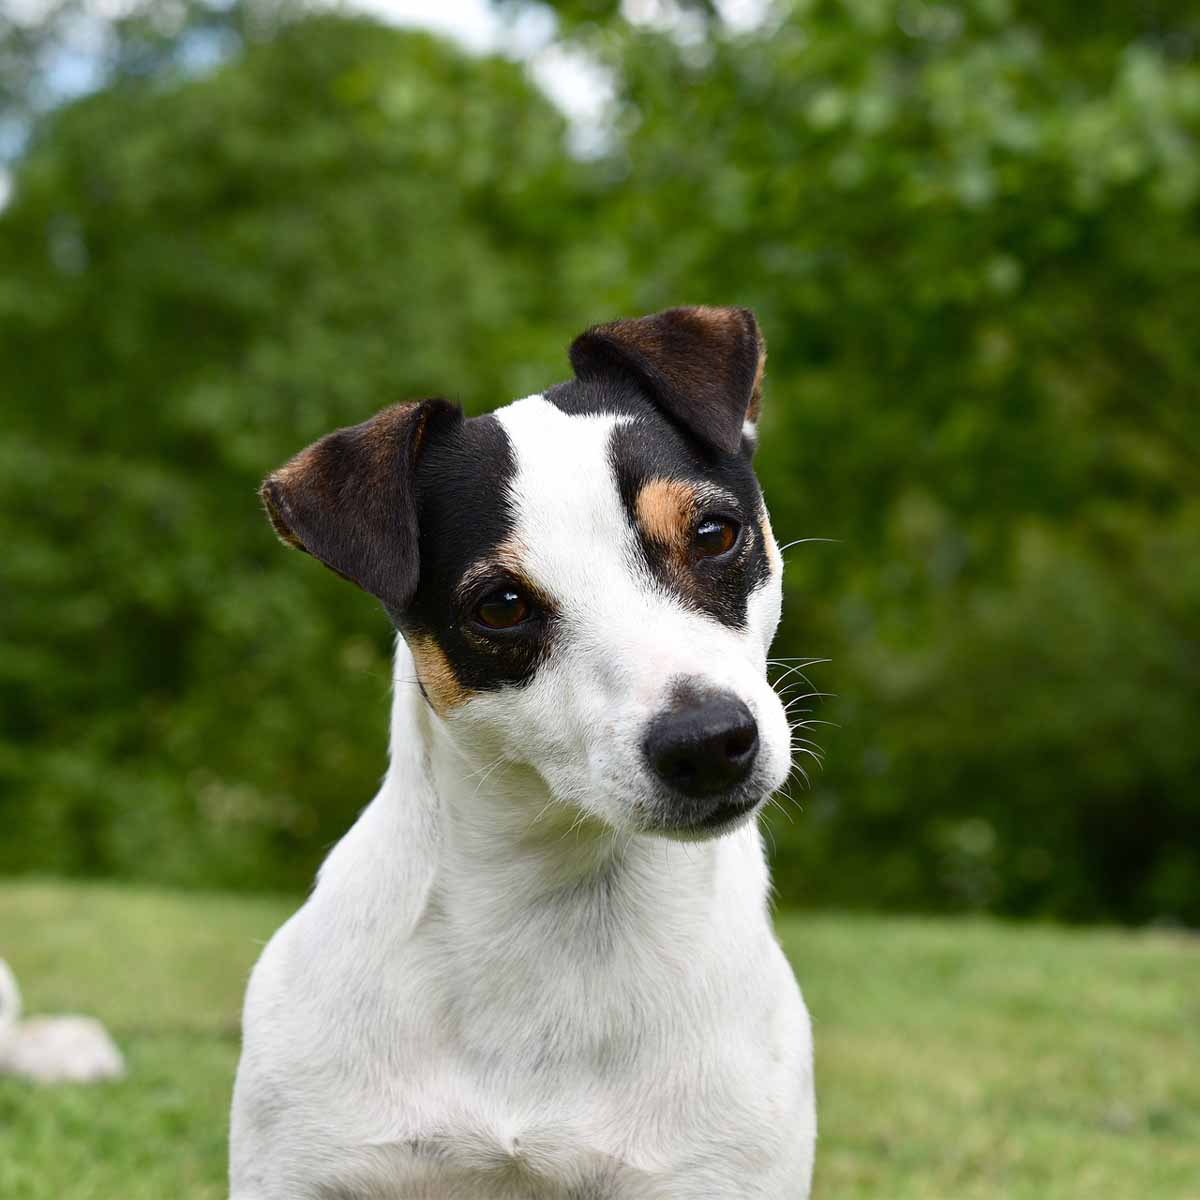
[642,688,761,831]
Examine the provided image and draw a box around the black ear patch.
[260,398,461,613]
[569,306,766,456]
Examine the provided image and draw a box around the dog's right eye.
[694,515,740,560]
[474,587,532,630]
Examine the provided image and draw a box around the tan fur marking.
[747,335,767,424]
[408,634,471,714]
[460,536,532,596]
[636,479,698,551]
[691,306,739,329]
[761,514,781,572]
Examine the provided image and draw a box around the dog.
[0,958,126,1084]
[230,306,816,1199]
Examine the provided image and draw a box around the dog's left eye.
[694,516,740,560]
[474,587,532,630]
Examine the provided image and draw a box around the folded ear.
[568,305,766,455]
[260,398,460,613]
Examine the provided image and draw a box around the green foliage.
[2,881,1198,1197]
[0,14,595,890]
[1,2,1197,920]
[580,0,1200,921]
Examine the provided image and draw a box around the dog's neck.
[369,640,768,964]
[421,707,741,941]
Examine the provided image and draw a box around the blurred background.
[2,0,1198,926]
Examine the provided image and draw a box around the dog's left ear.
[260,398,460,614]
[569,305,766,456]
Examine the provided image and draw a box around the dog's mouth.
[692,794,760,830]
[645,791,763,842]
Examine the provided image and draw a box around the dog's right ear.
[569,306,765,456]
[260,399,460,614]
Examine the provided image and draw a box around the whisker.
[618,826,635,862]
[523,793,559,836]
[775,788,801,813]
[770,664,831,699]
[765,796,793,827]
[777,538,841,557]
[555,810,590,848]
[788,723,825,743]
[786,762,811,789]
[467,757,506,801]
[777,537,841,552]
[461,755,504,782]
[770,661,819,690]
[789,728,825,745]
[760,811,780,853]
[785,723,824,769]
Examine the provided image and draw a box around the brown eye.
[694,516,739,559]
[474,588,532,630]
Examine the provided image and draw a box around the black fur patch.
[399,413,553,697]
[544,376,771,629]
[609,417,770,630]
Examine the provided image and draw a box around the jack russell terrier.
[231,306,816,1198]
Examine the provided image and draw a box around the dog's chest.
[233,820,815,1199]
[355,1021,804,1198]
[340,936,809,1197]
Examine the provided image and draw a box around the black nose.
[643,694,759,797]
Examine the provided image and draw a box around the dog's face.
[262,307,791,839]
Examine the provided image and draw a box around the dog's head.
[262,306,791,839]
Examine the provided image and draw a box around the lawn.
[0,880,1196,1199]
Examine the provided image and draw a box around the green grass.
[1,880,1197,1199]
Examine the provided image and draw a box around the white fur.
[0,958,126,1085]
[230,396,815,1198]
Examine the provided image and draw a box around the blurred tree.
[565,0,1200,921]
[0,0,291,126]
[0,12,594,889]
